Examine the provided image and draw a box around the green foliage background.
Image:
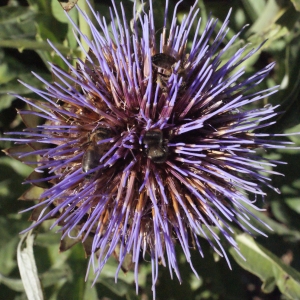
[1,0,300,299]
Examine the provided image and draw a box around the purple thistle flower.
[2,0,297,297]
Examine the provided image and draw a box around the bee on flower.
[2,0,296,298]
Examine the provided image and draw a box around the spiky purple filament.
[2,0,297,298]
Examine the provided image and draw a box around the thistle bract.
[2,0,294,296]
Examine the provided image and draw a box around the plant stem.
[77,0,95,60]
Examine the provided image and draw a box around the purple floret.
[2,0,297,298]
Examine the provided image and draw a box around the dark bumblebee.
[82,127,112,174]
[151,53,176,88]
[143,129,168,163]
[151,45,187,89]
[151,53,177,72]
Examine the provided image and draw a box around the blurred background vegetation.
[1,0,300,299]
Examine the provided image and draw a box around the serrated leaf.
[17,229,44,300]
[230,234,300,299]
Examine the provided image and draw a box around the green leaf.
[99,277,131,297]
[0,273,25,292]
[0,6,36,40]
[17,229,44,300]
[83,284,98,300]
[0,39,74,55]
[56,244,87,300]
[40,266,72,287]
[18,186,44,201]
[261,276,276,293]
[51,0,78,49]
[285,197,300,214]
[238,203,300,240]
[290,0,300,11]
[230,234,300,299]
[0,94,16,111]
[0,156,33,177]
[247,0,284,35]
[0,236,19,275]
[241,0,266,22]
[264,35,300,134]
[26,0,52,13]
